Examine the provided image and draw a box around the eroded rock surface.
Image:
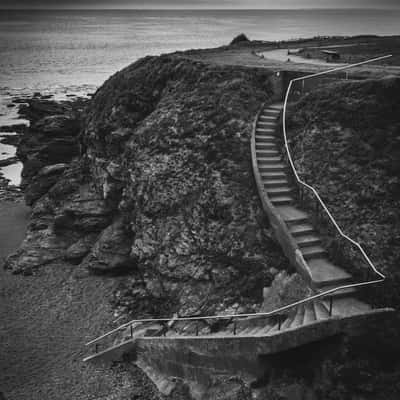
[6,56,289,319]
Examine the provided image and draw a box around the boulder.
[83,219,133,272]
[32,115,80,137]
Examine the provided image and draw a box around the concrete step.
[267,321,281,335]
[256,144,279,151]
[276,206,309,223]
[295,234,322,248]
[256,323,277,335]
[270,196,295,206]
[260,171,287,179]
[322,297,371,318]
[289,223,315,237]
[256,145,278,152]
[262,108,281,115]
[257,157,282,165]
[258,163,286,172]
[307,258,353,287]
[259,115,278,121]
[302,302,317,325]
[259,117,277,123]
[256,128,276,134]
[257,123,276,130]
[255,135,277,142]
[255,140,277,147]
[269,104,283,110]
[289,305,305,329]
[256,128,275,134]
[313,300,330,320]
[301,245,327,260]
[280,311,297,330]
[257,150,280,157]
[263,179,289,188]
[266,187,293,196]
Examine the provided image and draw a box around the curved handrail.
[282,54,392,281]
[86,56,392,348]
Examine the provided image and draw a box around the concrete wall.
[132,310,390,399]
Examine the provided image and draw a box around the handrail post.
[233,321,237,336]
[329,297,333,317]
[130,324,133,338]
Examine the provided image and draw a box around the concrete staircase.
[253,103,368,309]
[83,102,393,399]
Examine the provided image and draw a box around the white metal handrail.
[86,55,392,349]
[282,54,392,281]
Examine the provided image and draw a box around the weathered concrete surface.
[85,308,392,399]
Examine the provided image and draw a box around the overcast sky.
[0,0,399,9]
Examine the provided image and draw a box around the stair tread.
[255,132,276,137]
[258,163,286,169]
[256,128,275,132]
[257,151,279,156]
[322,297,372,317]
[255,137,277,142]
[307,258,352,286]
[270,196,295,204]
[261,171,287,178]
[265,187,292,197]
[302,303,317,325]
[289,305,305,329]
[313,301,330,320]
[263,179,289,186]
[289,223,315,236]
[256,145,278,149]
[255,145,278,149]
[301,245,326,262]
[295,234,321,246]
[276,206,309,222]
[264,106,281,110]
[280,311,297,330]
[267,186,292,193]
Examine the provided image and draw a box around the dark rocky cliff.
[6,54,399,400]
[6,55,289,321]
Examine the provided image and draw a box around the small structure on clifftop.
[322,49,341,62]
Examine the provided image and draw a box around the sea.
[0,9,399,185]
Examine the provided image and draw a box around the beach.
[0,201,150,400]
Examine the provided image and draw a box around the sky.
[0,0,399,9]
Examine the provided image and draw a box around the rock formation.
[6,56,289,321]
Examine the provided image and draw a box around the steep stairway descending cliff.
[83,102,393,399]
[253,103,366,307]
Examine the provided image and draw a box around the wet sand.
[0,201,135,400]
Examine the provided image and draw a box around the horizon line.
[1,7,399,11]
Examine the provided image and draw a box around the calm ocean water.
[1,9,400,93]
[0,9,399,184]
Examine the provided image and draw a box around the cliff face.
[6,55,289,320]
